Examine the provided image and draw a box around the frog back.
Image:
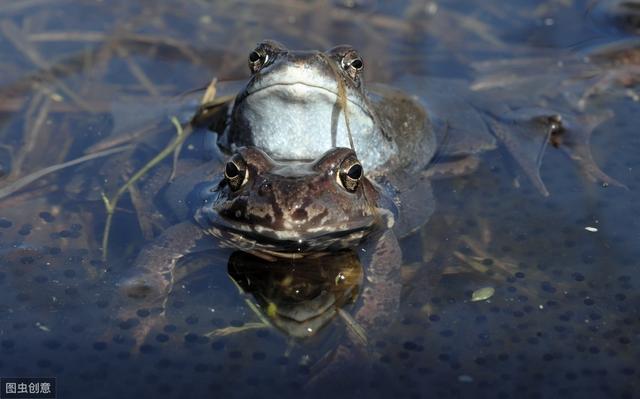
[367,83,437,175]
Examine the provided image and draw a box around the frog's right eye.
[249,40,286,74]
[224,154,248,191]
[248,47,270,74]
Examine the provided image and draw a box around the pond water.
[0,1,639,398]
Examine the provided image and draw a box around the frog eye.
[340,50,364,80]
[338,155,363,193]
[248,48,268,73]
[224,154,248,191]
[248,41,282,74]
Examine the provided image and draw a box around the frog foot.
[112,266,174,348]
[549,110,627,190]
[113,307,168,350]
[488,107,626,195]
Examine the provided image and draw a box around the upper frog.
[182,146,396,259]
[217,40,436,175]
[207,41,623,199]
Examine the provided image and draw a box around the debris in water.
[471,287,495,302]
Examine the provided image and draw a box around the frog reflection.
[227,250,363,339]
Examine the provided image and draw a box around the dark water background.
[0,1,639,398]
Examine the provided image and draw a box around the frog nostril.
[258,182,272,196]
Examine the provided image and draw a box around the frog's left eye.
[224,154,248,191]
[338,155,363,193]
[340,50,364,80]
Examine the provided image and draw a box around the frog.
[191,146,396,259]
[197,41,440,236]
[200,40,623,199]
[117,146,405,344]
[112,147,409,393]
[214,40,436,177]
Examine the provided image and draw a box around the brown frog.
[192,146,395,259]
[117,146,403,340]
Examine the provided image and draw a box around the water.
[0,1,639,398]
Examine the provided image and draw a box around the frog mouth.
[242,62,370,113]
[198,212,381,256]
[244,82,369,115]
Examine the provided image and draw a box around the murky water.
[0,1,639,398]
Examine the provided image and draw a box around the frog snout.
[290,206,309,222]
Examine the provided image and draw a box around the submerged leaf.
[471,286,495,302]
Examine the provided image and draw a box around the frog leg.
[485,109,553,196]
[114,221,216,344]
[375,172,435,239]
[355,229,403,337]
[551,111,627,189]
[118,222,210,300]
[423,155,481,180]
[306,230,403,391]
[487,106,625,195]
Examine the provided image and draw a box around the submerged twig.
[116,46,161,97]
[0,96,110,114]
[205,322,268,338]
[170,77,217,181]
[85,123,163,153]
[28,31,107,43]
[0,0,68,15]
[337,308,367,346]
[11,91,52,177]
[101,117,192,260]
[1,19,95,112]
[169,139,185,182]
[0,144,133,200]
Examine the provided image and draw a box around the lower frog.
[116,146,409,350]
